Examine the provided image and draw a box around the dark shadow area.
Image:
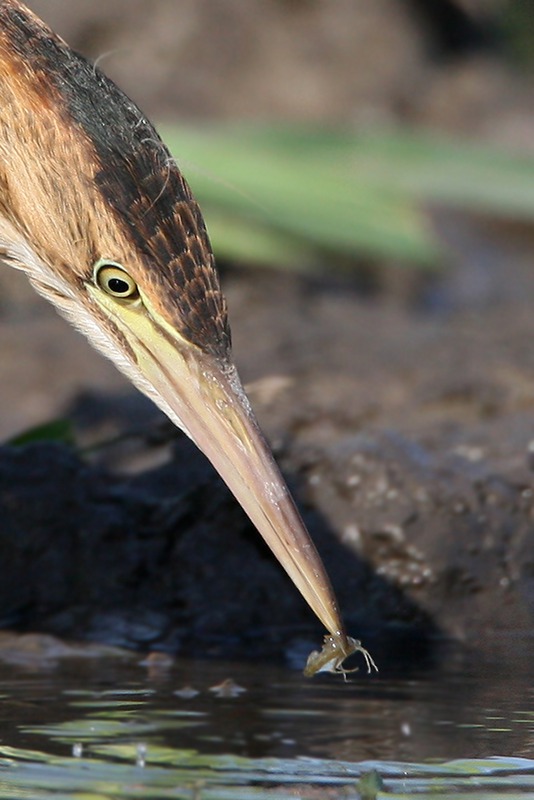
[0,433,440,662]
[408,0,496,59]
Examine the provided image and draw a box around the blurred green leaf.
[6,419,75,447]
[160,124,534,271]
[199,205,317,271]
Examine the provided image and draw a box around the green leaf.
[159,124,534,271]
[5,419,75,447]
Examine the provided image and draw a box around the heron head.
[0,0,345,642]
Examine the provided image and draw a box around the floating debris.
[136,743,147,768]
[140,651,174,669]
[209,678,247,698]
[174,686,200,699]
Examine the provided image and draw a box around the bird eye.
[94,260,139,300]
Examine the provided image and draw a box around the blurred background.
[0,0,534,645]
[25,0,534,131]
[0,0,532,439]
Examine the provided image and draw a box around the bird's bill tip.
[135,332,344,639]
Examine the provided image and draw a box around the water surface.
[1,637,534,798]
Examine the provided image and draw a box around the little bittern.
[0,2,346,645]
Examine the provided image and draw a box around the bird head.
[0,0,345,642]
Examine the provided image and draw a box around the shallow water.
[1,638,534,798]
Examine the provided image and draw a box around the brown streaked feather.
[0,0,230,359]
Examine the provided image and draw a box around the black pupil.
[108,277,130,295]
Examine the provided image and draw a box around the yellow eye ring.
[94,260,139,300]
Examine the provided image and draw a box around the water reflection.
[0,637,533,766]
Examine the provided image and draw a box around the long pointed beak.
[124,311,345,638]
